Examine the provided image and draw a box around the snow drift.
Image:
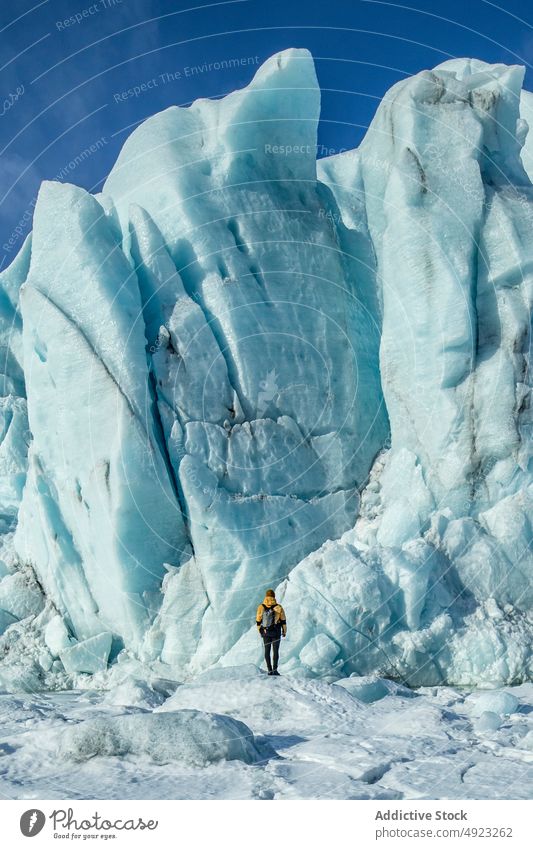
[0,49,531,688]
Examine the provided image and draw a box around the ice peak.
[104,47,320,243]
[243,46,317,91]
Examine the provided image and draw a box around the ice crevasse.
[0,49,531,689]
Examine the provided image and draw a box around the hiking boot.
[267,670,273,675]
[272,670,280,676]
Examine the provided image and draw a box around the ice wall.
[0,51,531,688]
[14,181,190,657]
[274,58,533,685]
[0,49,388,678]
[101,48,387,671]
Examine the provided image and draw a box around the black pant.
[262,630,281,671]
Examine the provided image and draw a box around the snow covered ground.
[0,666,532,800]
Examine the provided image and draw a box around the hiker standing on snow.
[256,589,286,676]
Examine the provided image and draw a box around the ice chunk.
[103,679,166,709]
[335,675,414,704]
[300,634,342,673]
[60,633,112,675]
[474,711,502,733]
[0,570,43,620]
[0,608,16,635]
[467,691,520,717]
[44,615,72,657]
[57,710,267,766]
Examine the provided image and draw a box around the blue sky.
[1,0,532,267]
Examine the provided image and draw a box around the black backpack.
[261,603,277,631]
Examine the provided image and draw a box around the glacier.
[0,48,531,691]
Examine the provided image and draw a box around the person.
[256,588,286,676]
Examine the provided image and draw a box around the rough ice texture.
[3,670,532,799]
[56,709,266,766]
[0,50,531,688]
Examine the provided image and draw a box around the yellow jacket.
[256,596,286,636]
